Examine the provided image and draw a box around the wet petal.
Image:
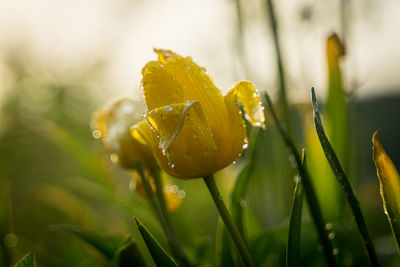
[372,130,400,219]
[141,61,184,110]
[218,81,265,168]
[227,81,265,129]
[92,99,156,169]
[141,49,230,153]
[146,100,218,178]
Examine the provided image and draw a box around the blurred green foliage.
[1,21,400,267]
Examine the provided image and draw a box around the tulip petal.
[146,100,218,179]
[93,99,156,169]
[227,81,265,128]
[372,130,400,252]
[220,81,265,168]
[131,120,181,178]
[141,49,230,153]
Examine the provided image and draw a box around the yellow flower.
[132,49,265,179]
[92,98,157,169]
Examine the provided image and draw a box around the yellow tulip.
[133,49,265,179]
[92,98,157,169]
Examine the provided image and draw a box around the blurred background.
[0,0,400,266]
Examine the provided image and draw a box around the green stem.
[265,0,290,131]
[265,93,337,267]
[152,169,192,267]
[203,175,254,267]
[136,163,191,267]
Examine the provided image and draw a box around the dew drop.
[325,223,333,231]
[232,161,237,165]
[177,190,186,198]
[4,233,18,248]
[294,175,301,183]
[110,153,119,163]
[328,232,335,240]
[333,248,339,255]
[170,185,179,193]
[92,130,102,139]
[242,142,248,150]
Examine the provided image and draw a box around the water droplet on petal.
[242,142,248,150]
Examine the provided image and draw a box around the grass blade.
[15,252,36,267]
[264,92,336,267]
[311,88,379,266]
[372,130,400,254]
[287,151,305,267]
[134,217,178,267]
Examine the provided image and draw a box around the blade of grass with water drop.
[311,88,379,266]
[15,252,36,267]
[264,92,336,267]
[372,130,400,254]
[134,217,178,267]
[287,151,305,267]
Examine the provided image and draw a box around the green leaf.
[41,121,114,188]
[49,224,122,259]
[249,227,287,266]
[264,91,337,267]
[372,130,400,254]
[134,217,178,267]
[15,252,36,267]
[287,156,304,267]
[311,88,379,266]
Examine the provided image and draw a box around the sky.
[0,0,399,103]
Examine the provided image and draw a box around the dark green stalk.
[264,92,337,267]
[136,163,191,267]
[152,169,192,267]
[203,175,254,267]
[311,88,379,267]
[287,151,305,267]
[265,0,290,129]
